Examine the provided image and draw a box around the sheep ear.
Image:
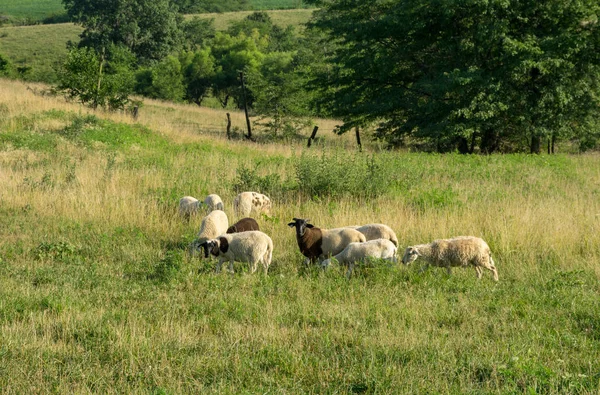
[306,224,314,228]
[287,222,296,227]
[415,248,422,256]
[218,237,229,253]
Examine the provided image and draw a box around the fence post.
[307,126,319,148]
[226,112,232,139]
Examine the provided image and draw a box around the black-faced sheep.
[287,218,366,265]
[189,210,229,255]
[321,238,398,278]
[234,192,271,217]
[227,217,260,234]
[200,231,273,275]
[401,236,498,281]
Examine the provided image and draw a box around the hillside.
[1,78,599,392]
[0,8,314,83]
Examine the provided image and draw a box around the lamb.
[204,194,224,212]
[287,218,367,265]
[401,236,498,281]
[347,223,398,246]
[233,192,271,217]
[321,239,398,278]
[179,196,200,220]
[199,231,273,274]
[227,217,260,234]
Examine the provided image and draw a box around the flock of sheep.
[180,192,499,281]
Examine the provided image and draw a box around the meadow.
[1,78,599,393]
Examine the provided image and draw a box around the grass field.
[1,78,599,393]
[0,0,64,21]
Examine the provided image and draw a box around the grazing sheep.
[233,192,271,217]
[199,231,273,274]
[189,210,229,255]
[179,196,200,220]
[401,236,498,281]
[322,239,398,278]
[204,194,224,212]
[347,224,398,246]
[287,218,366,265]
[227,217,260,234]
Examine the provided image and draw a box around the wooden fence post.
[307,126,319,148]
[226,113,232,139]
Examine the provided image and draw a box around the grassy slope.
[0,9,313,83]
[1,79,599,393]
[0,0,64,20]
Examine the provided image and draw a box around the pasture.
[0,79,599,393]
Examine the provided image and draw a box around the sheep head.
[401,246,421,265]
[287,217,313,236]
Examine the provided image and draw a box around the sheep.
[233,192,271,217]
[347,223,398,246]
[227,217,260,234]
[287,218,367,265]
[321,239,398,278]
[199,231,273,275]
[179,196,200,220]
[189,210,229,255]
[401,236,498,281]
[204,194,224,212]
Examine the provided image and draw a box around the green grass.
[0,94,599,392]
[0,23,82,82]
[0,0,65,21]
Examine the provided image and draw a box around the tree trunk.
[355,127,362,152]
[480,129,498,154]
[239,72,252,140]
[457,136,469,154]
[530,134,541,154]
[551,133,556,154]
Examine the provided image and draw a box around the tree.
[210,31,267,108]
[135,56,185,101]
[0,53,14,77]
[56,45,135,110]
[307,0,600,153]
[180,49,216,106]
[62,0,182,64]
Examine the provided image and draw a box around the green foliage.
[180,49,215,106]
[135,56,185,102]
[56,45,135,110]
[172,0,250,13]
[307,0,600,153]
[181,16,215,51]
[0,53,14,77]
[62,0,182,64]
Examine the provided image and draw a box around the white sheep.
[204,194,224,212]
[288,218,367,265]
[200,231,273,275]
[179,196,200,220]
[401,236,498,281]
[190,210,229,254]
[322,238,398,278]
[233,192,271,217]
[347,223,398,246]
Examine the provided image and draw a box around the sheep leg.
[215,258,224,273]
[446,266,452,276]
[228,259,235,274]
[346,262,355,279]
[250,261,258,274]
[475,266,483,279]
[419,263,429,273]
